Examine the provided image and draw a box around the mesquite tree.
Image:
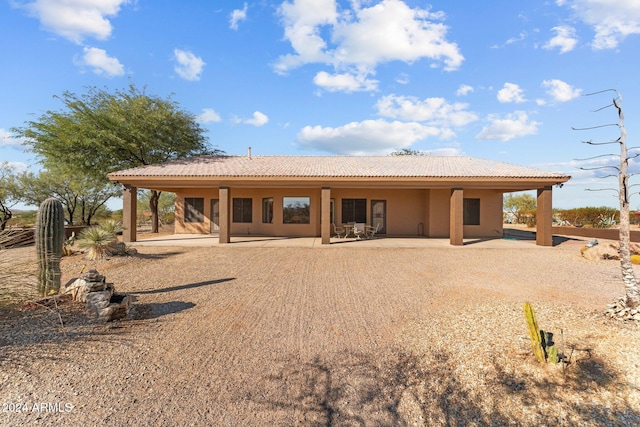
[0,162,20,231]
[574,90,640,309]
[14,84,222,233]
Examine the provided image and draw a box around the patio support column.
[219,186,230,244]
[321,187,331,244]
[536,186,553,246]
[450,187,464,246]
[122,185,137,242]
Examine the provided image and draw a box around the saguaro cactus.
[36,198,65,296]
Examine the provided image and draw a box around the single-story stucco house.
[107,154,571,246]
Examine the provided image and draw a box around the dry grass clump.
[0,230,37,304]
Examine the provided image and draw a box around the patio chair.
[365,223,380,239]
[353,223,365,240]
[332,223,346,238]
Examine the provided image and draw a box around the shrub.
[99,219,125,237]
[77,227,116,260]
[557,207,619,228]
[76,220,126,260]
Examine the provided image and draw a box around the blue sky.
[2,0,640,210]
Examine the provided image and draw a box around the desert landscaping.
[1,233,640,426]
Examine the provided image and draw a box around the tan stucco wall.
[175,189,219,234]
[330,188,427,236]
[176,188,322,237]
[428,189,503,238]
[429,189,450,237]
[174,187,504,239]
[463,189,504,238]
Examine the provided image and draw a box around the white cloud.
[497,82,526,103]
[422,147,464,156]
[297,119,445,155]
[396,73,409,85]
[197,108,222,124]
[541,79,582,102]
[275,0,337,73]
[558,0,640,49]
[476,111,540,141]
[275,0,463,92]
[246,111,269,126]
[74,46,124,77]
[313,71,378,92]
[456,84,473,96]
[173,49,205,81]
[5,161,28,173]
[230,3,248,30]
[544,25,578,53]
[16,0,129,44]
[0,128,24,148]
[506,31,528,45]
[375,95,477,128]
[233,111,269,127]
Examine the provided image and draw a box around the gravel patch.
[1,239,639,426]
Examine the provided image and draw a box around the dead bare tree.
[573,89,640,310]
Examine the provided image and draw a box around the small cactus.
[36,198,65,296]
[541,330,559,364]
[524,303,562,364]
[523,302,546,363]
[62,232,75,256]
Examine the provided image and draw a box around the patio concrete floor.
[129,228,576,249]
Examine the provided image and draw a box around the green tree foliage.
[15,169,120,225]
[137,190,175,225]
[503,193,537,224]
[390,148,423,156]
[0,162,21,231]
[14,83,221,232]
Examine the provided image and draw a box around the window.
[184,197,204,223]
[262,198,273,223]
[342,199,366,223]
[463,198,480,225]
[283,197,310,224]
[233,198,252,223]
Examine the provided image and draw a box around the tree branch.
[572,124,619,131]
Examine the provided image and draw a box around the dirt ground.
[1,236,639,426]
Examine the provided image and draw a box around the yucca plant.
[99,219,125,241]
[77,227,116,260]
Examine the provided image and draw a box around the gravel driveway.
[2,239,639,426]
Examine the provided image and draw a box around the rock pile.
[64,269,132,322]
[605,297,640,323]
[581,241,640,261]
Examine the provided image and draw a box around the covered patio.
[127,232,553,249]
[108,155,570,247]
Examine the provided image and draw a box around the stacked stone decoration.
[605,297,640,323]
[66,269,132,322]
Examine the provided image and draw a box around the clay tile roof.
[107,155,570,180]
